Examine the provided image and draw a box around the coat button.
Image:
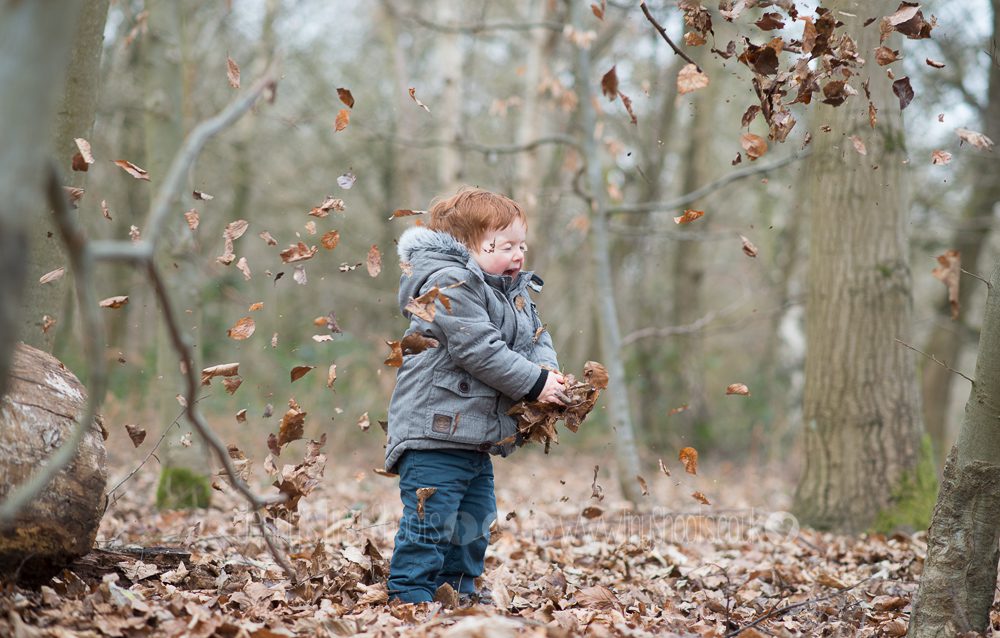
[459,381,470,393]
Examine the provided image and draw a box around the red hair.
[427,187,526,249]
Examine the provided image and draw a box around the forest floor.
[3,439,998,637]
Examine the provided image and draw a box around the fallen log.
[0,342,107,583]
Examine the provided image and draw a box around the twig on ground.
[725,577,874,637]
[894,338,974,384]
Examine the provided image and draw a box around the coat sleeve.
[533,316,560,371]
[414,268,541,400]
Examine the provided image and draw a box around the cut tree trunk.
[0,343,107,582]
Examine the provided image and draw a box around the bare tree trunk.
[920,0,1000,467]
[0,2,83,400]
[436,0,464,192]
[378,0,422,207]
[570,0,642,503]
[512,0,551,207]
[793,0,931,533]
[908,261,1000,637]
[21,0,111,355]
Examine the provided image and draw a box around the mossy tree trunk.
[908,261,1000,637]
[792,0,931,533]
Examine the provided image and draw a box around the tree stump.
[0,342,107,582]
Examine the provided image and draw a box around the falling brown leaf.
[74,138,95,165]
[931,150,952,165]
[304,220,317,236]
[201,362,239,385]
[124,424,146,448]
[101,199,111,220]
[193,190,213,200]
[340,262,363,272]
[290,365,315,383]
[388,209,426,220]
[223,377,243,395]
[956,127,995,151]
[309,196,345,217]
[740,235,758,258]
[869,101,878,129]
[327,364,337,388]
[590,1,605,20]
[293,266,307,285]
[277,398,307,447]
[849,135,867,155]
[183,209,199,231]
[408,87,431,112]
[312,334,334,343]
[679,447,698,475]
[236,409,247,424]
[658,458,671,477]
[236,257,252,281]
[636,475,649,496]
[892,77,914,110]
[337,87,355,108]
[673,209,704,225]
[619,91,637,125]
[248,302,263,312]
[41,315,56,333]
[416,487,437,520]
[932,249,961,320]
[321,230,341,250]
[875,46,901,66]
[280,242,318,263]
[99,296,129,309]
[677,63,710,95]
[692,491,712,505]
[741,133,768,160]
[357,412,370,431]
[71,152,89,172]
[227,316,255,340]
[668,404,689,416]
[384,340,403,368]
[926,58,945,69]
[366,245,382,277]
[129,225,141,241]
[113,159,149,181]
[226,55,240,88]
[600,65,619,101]
[581,506,604,519]
[726,383,751,396]
[64,186,84,208]
[39,268,65,285]
[259,230,278,246]
[684,31,706,46]
[335,109,350,132]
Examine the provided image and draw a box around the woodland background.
[2,0,1000,636]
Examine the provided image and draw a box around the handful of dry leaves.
[503,360,609,453]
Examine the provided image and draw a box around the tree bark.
[0,2,83,401]
[0,343,107,582]
[512,0,552,207]
[793,0,929,533]
[908,262,1000,637]
[436,0,464,192]
[570,0,643,503]
[919,0,1000,467]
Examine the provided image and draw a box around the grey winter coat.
[384,227,559,472]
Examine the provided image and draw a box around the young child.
[385,187,566,604]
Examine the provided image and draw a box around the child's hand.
[538,372,569,405]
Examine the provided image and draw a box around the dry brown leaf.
[321,230,340,249]
[673,209,704,225]
[39,268,65,285]
[277,399,307,447]
[304,220,317,235]
[636,475,649,496]
[740,235,758,257]
[849,135,867,155]
[335,109,350,132]
[658,458,671,477]
[74,138,95,165]
[741,133,768,160]
[384,340,403,368]
[227,316,255,340]
[357,412,370,431]
[932,249,961,320]
[600,65,618,100]
[235,409,247,424]
[291,365,315,382]
[280,242,318,263]
[113,159,149,181]
[408,87,431,112]
[931,150,952,165]
[193,190,213,200]
[259,230,278,246]
[416,487,437,520]
[956,127,994,151]
[309,196,345,217]
[236,257,251,281]
[926,58,945,69]
[388,209,426,220]
[64,186,84,208]
[679,447,698,475]
[99,296,129,309]
[692,491,711,505]
[226,55,240,88]
[249,301,263,312]
[581,506,604,519]
[101,199,111,220]
[129,225,141,241]
[223,376,243,395]
[124,424,146,448]
[183,209,199,231]
[576,585,621,610]
[875,46,901,66]
[668,404,689,416]
[726,382,750,396]
[677,63,710,95]
[337,87,355,108]
[293,265,307,285]
[201,362,239,385]
[41,315,56,333]
[327,364,337,388]
[367,244,382,277]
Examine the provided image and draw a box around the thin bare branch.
[372,133,583,155]
[0,166,107,525]
[622,285,750,345]
[725,577,875,638]
[895,338,975,384]
[382,0,563,34]
[610,150,810,216]
[254,511,298,582]
[639,1,700,71]
[962,268,992,289]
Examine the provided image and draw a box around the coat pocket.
[425,369,496,444]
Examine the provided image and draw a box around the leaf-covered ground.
[3,446,999,637]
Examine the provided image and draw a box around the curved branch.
[609,149,810,216]
[639,1,700,71]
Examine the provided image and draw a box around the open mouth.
[503,268,519,278]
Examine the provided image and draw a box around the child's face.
[471,220,528,279]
